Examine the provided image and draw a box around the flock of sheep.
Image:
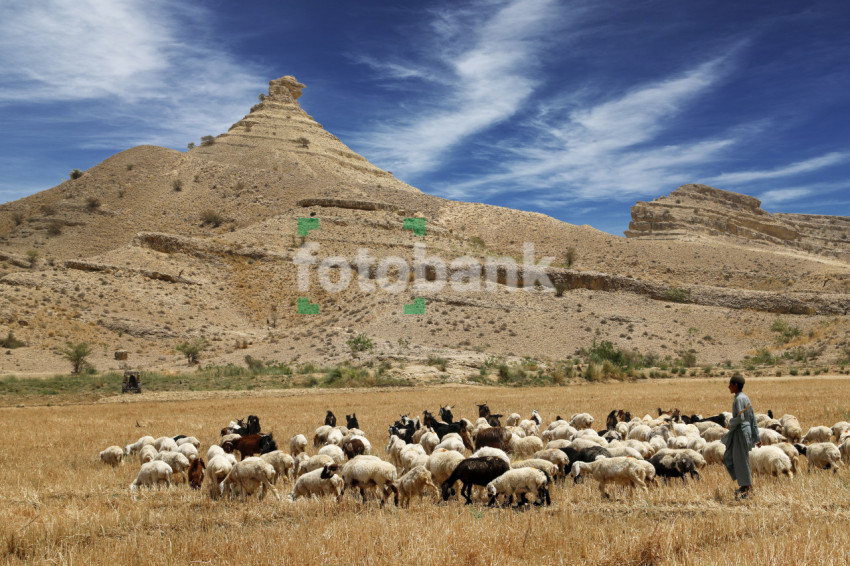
[98,404,850,507]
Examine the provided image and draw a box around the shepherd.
[721,375,760,500]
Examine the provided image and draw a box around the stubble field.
[2,376,850,565]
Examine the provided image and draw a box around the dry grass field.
[2,377,850,565]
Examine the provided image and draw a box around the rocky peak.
[267,75,305,103]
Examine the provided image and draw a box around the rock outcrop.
[625,184,850,259]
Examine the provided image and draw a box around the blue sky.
[1,0,848,235]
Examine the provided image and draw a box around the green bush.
[200,135,215,146]
[61,342,93,374]
[663,287,691,303]
[0,331,26,349]
[200,210,223,227]
[580,340,646,370]
[69,169,83,180]
[750,347,776,365]
[176,337,208,365]
[346,333,374,357]
[426,356,447,371]
[770,319,801,344]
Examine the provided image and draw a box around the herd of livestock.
[99,403,850,507]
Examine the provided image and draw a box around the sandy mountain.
[0,76,848,377]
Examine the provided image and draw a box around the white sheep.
[138,444,158,465]
[799,442,842,471]
[700,427,728,443]
[289,434,308,456]
[313,425,332,446]
[840,438,850,464]
[433,433,465,454]
[518,418,540,438]
[571,457,648,498]
[831,421,850,442]
[261,450,295,484]
[154,451,191,483]
[291,464,343,501]
[326,428,344,446]
[153,436,178,453]
[99,446,124,467]
[130,461,172,491]
[749,446,793,478]
[506,413,522,426]
[627,425,652,442]
[396,465,439,507]
[569,413,594,430]
[701,441,726,465]
[774,443,801,474]
[341,455,398,505]
[220,457,280,501]
[205,454,235,499]
[486,468,549,507]
[472,447,511,466]
[206,445,225,461]
[532,449,570,480]
[802,426,832,444]
[649,436,667,454]
[178,443,199,462]
[419,431,440,455]
[124,435,155,456]
[297,454,336,477]
[176,436,201,449]
[506,426,526,439]
[546,419,569,431]
[399,443,428,471]
[425,448,465,485]
[758,428,787,446]
[318,444,345,465]
[386,435,407,468]
[779,415,803,444]
[623,439,655,458]
[606,445,644,459]
[542,424,576,442]
[512,458,557,481]
[545,439,572,450]
[293,452,312,477]
[509,434,544,458]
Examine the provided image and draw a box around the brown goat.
[188,458,205,490]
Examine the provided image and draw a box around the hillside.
[0,76,848,377]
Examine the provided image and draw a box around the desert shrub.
[554,282,567,297]
[176,337,208,365]
[663,287,691,303]
[296,136,309,148]
[583,363,603,382]
[346,333,373,356]
[581,340,645,370]
[172,179,183,192]
[200,135,215,146]
[126,163,134,171]
[244,355,265,371]
[770,318,801,344]
[0,331,25,349]
[25,249,39,267]
[749,347,775,365]
[469,236,486,248]
[46,220,63,236]
[426,356,447,371]
[12,212,24,226]
[676,350,697,368]
[565,247,577,268]
[40,204,56,216]
[69,169,83,180]
[61,342,93,374]
[187,142,195,150]
[85,196,101,211]
[200,210,223,227]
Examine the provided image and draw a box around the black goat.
[698,414,729,427]
[246,415,261,435]
[441,456,510,504]
[649,451,700,484]
[424,411,465,440]
[486,414,502,427]
[605,409,632,431]
[439,405,454,424]
[477,403,490,419]
[325,411,337,427]
[346,413,359,429]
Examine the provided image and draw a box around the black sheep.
[346,413,359,429]
[325,411,337,427]
[649,451,700,484]
[560,445,612,483]
[441,456,510,504]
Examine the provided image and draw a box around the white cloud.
[0,0,268,147]
[435,58,734,201]
[353,0,560,176]
[757,188,812,205]
[706,151,850,186]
